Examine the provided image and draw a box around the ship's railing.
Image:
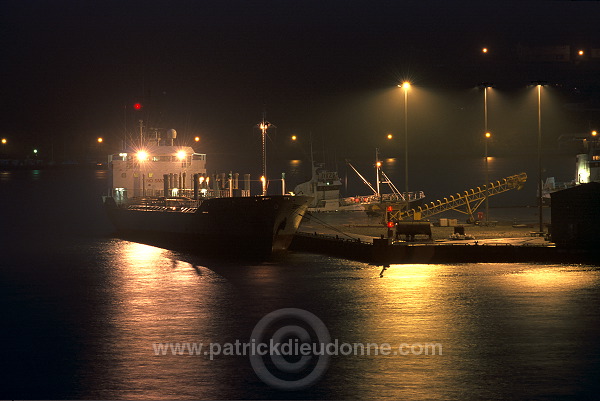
[125,188,252,199]
[116,187,255,209]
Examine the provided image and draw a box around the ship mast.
[258,111,274,196]
[375,148,381,200]
[139,119,145,148]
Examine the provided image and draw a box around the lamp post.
[531,81,547,234]
[478,82,493,223]
[257,112,274,196]
[485,131,491,221]
[398,81,411,215]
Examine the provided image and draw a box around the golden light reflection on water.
[94,240,236,400]
[348,263,600,400]
[500,265,595,290]
[0,171,11,183]
[351,264,452,401]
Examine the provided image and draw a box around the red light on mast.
[387,221,395,228]
[133,103,143,110]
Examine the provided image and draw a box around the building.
[550,182,600,249]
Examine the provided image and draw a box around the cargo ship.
[103,122,311,257]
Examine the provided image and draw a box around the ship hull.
[104,195,311,258]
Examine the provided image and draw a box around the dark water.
[1,166,599,400]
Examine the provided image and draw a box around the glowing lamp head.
[97,137,103,143]
[376,161,382,168]
[33,149,38,154]
[177,150,186,160]
[291,135,297,141]
[1,138,6,144]
[592,130,597,137]
[482,47,488,53]
[578,50,584,56]
[387,134,393,140]
[402,81,411,90]
[136,151,148,161]
[485,132,491,139]
[194,136,200,142]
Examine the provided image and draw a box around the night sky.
[1,1,599,169]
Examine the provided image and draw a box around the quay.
[290,211,600,266]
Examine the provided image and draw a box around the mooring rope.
[301,211,361,241]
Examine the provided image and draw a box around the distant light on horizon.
[482,47,488,53]
[1,138,6,144]
[592,130,597,137]
[578,50,584,56]
[485,132,491,138]
[291,135,297,141]
[387,133,393,140]
[194,136,200,142]
[97,137,103,143]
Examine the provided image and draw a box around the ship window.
[593,155,600,161]
[121,173,126,178]
[148,173,153,178]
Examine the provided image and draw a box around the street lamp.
[478,82,493,223]
[531,80,547,235]
[397,81,411,215]
[484,132,491,222]
[1,138,7,145]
